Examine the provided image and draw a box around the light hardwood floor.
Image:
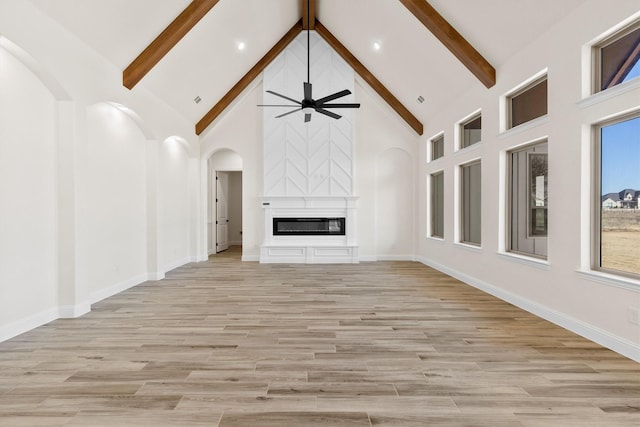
[0,246,638,426]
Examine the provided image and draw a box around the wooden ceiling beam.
[196,20,304,135]
[123,0,220,90]
[315,20,424,135]
[398,0,496,88]
[302,0,316,30]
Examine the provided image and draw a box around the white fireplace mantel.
[260,196,359,264]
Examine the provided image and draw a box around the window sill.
[497,251,550,270]
[575,270,640,292]
[578,78,640,109]
[427,157,444,165]
[455,142,482,156]
[498,115,550,139]
[454,242,482,252]
[426,236,445,244]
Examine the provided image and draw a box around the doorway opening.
[207,150,243,256]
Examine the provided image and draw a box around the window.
[508,76,548,128]
[430,171,444,238]
[594,20,640,93]
[461,113,482,148]
[460,161,481,245]
[508,141,548,258]
[594,114,640,277]
[431,135,444,161]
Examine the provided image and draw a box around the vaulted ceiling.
[29,0,587,135]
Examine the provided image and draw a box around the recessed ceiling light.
[237,41,246,51]
[372,41,382,51]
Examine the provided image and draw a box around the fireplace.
[273,217,345,236]
[260,196,358,263]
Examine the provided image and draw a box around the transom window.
[431,135,444,161]
[594,20,640,93]
[507,76,548,129]
[460,113,482,149]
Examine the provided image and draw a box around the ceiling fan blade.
[319,103,361,109]
[305,113,312,123]
[304,82,312,101]
[257,104,300,107]
[315,89,352,105]
[275,108,301,118]
[266,90,301,105]
[315,108,342,120]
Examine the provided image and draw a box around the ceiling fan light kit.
[258,0,360,123]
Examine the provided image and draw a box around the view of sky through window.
[601,116,640,194]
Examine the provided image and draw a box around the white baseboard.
[359,255,378,262]
[162,256,193,274]
[0,307,59,343]
[229,241,242,246]
[147,272,165,281]
[416,256,640,363]
[58,302,91,318]
[89,273,148,306]
[242,255,259,262]
[377,254,416,261]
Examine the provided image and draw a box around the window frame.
[429,170,445,239]
[592,19,640,94]
[506,74,548,129]
[506,140,548,260]
[459,160,482,246]
[430,134,444,161]
[592,111,640,280]
[457,111,482,151]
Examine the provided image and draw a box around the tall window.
[508,141,548,258]
[595,114,640,277]
[430,171,444,238]
[460,161,481,245]
[508,76,548,129]
[431,135,444,161]
[461,113,482,149]
[594,20,640,93]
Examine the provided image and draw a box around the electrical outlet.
[628,307,640,325]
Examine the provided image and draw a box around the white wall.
[418,0,640,360]
[228,172,243,246]
[0,45,58,338]
[0,0,198,341]
[158,137,191,272]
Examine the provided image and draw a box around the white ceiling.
[28,0,587,131]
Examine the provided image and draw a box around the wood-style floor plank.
[0,245,638,426]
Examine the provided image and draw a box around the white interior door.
[216,171,229,253]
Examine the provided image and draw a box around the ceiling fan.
[258,0,360,123]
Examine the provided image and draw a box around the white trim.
[499,68,548,132]
[359,255,378,262]
[147,272,165,281]
[162,256,193,274]
[576,270,640,292]
[241,255,260,262]
[426,236,445,244]
[454,242,482,253]
[498,115,550,140]
[578,78,640,109]
[377,255,416,261]
[417,256,640,363]
[0,307,59,343]
[58,302,91,318]
[497,251,551,270]
[89,273,148,306]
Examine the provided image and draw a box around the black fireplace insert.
[273,217,345,236]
